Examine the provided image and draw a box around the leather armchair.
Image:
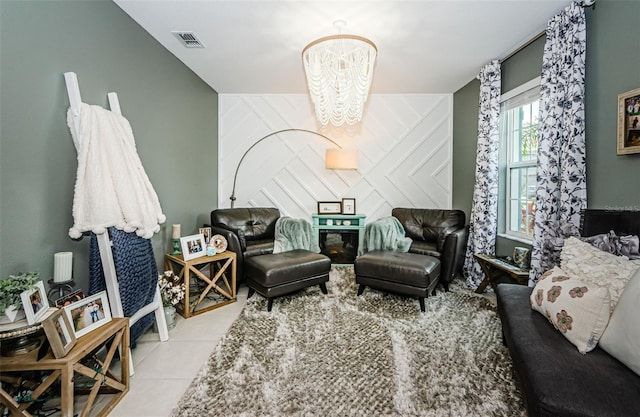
[392,208,468,290]
[209,207,280,283]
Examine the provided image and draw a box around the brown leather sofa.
[209,207,280,283]
[391,208,468,290]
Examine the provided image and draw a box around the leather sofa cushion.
[354,250,440,288]
[392,208,465,250]
[245,250,331,287]
[211,208,279,243]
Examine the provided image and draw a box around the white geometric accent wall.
[218,93,453,222]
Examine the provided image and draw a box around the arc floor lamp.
[229,128,358,207]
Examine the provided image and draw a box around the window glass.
[500,80,540,240]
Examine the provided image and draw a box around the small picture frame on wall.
[180,234,207,261]
[617,87,640,155]
[317,201,342,215]
[341,198,356,215]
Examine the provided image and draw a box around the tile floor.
[104,286,249,417]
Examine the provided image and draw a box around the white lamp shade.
[325,149,358,170]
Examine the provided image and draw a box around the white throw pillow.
[530,266,611,353]
[560,236,639,312]
[599,267,640,376]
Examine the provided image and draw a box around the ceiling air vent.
[172,31,205,48]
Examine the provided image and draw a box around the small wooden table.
[474,253,530,294]
[164,251,237,318]
[0,318,130,417]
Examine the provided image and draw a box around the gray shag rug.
[171,267,526,417]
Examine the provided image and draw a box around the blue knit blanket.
[359,216,413,255]
[89,227,157,348]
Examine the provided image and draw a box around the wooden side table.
[0,317,130,417]
[164,251,237,318]
[473,253,530,294]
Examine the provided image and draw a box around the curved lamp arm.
[229,128,343,207]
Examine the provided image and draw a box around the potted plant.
[0,271,40,323]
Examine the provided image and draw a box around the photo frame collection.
[317,198,357,215]
[180,233,207,261]
[617,87,640,155]
[22,284,112,358]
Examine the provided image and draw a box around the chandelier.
[302,21,377,126]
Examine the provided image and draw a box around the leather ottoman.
[244,249,331,311]
[354,250,441,311]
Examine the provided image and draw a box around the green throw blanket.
[360,216,412,255]
[274,216,320,253]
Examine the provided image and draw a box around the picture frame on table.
[317,201,342,215]
[54,289,84,308]
[617,87,640,155]
[63,291,112,338]
[180,234,207,261]
[20,281,50,325]
[42,308,76,358]
[341,198,356,215]
[198,227,212,244]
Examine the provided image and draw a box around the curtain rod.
[499,0,595,65]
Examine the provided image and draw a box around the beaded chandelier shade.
[302,33,377,126]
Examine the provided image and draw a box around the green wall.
[453,0,640,257]
[0,0,219,291]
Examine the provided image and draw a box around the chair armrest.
[438,226,469,283]
[210,226,243,255]
[211,224,246,251]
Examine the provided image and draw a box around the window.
[500,78,540,240]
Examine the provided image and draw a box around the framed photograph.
[341,198,356,215]
[42,308,76,358]
[317,201,342,215]
[54,289,84,308]
[617,87,640,155]
[63,291,112,338]
[198,227,212,244]
[20,281,50,325]
[180,233,207,261]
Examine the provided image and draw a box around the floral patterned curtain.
[463,60,501,288]
[529,2,587,285]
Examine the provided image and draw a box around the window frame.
[500,77,541,243]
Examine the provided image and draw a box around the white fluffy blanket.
[67,103,165,239]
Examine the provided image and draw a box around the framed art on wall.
[318,201,342,215]
[42,308,76,358]
[63,291,112,338]
[617,87,640,155]
[341,198,356,215]
[20,281,50,325]
[180,234,207,261]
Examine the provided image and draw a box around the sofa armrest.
[438,226,468,283]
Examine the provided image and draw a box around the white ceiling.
[114,0,574,95]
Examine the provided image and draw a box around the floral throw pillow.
[560,237,639,312]
[530,266,611,353]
